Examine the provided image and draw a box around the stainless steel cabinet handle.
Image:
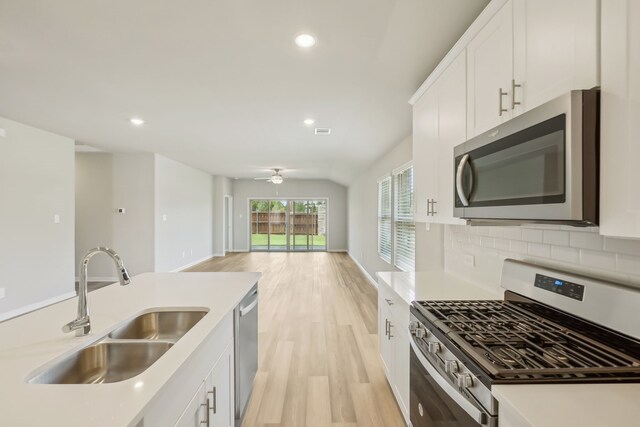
[426,199,431,216]
[208,387,217,414]
[240,297,258,317]
[498,87,508,116]
[200,398,210,427]
[384,319,389,337]
[385,298,394,306]
[511,79,521,109]
[430,200,437,215]
[456,154,471,207]
[388,321,393,340]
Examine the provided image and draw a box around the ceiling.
[0,0,488,185]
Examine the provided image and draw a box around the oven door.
[410,341,492,427]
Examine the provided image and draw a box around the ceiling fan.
[254,168,284,184]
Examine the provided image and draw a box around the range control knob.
[444,360,459,374]
[409,321,418,334]
[427,342,441,354]
[457,374,474,389]
[415,327,427,338]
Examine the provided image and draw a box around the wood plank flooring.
[187,252,405,427]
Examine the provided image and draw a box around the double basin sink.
[28,309,208,385]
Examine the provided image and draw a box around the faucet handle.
[120,267,131,285]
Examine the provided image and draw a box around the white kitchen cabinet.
[207,344,234,427]
[412,51,466,225]
[175,343,234,427]
[412,83,439,223]
[512,0,600,115]
[466,0,513,138]
[175,382,207,427]
[378,279,410,425]
[600,0,640,238]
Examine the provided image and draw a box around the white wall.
[213,176,234,256]
[347,135,443,279]
[232,179,347,251]
[0,117,75,318]
[444,224,640,292]
[75,153,114,278]
[154,155,214,271]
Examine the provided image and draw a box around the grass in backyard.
[251,233,326,247]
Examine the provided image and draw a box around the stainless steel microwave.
[453,89,599,226]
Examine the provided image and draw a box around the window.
[377,176,392,262]
[393,164,415,271]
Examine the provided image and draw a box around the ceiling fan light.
[270,175,283,184]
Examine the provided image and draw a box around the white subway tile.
[481,237,495,248]
[494,238,511,251]
[616,254,640,275]
[521,228,544,242]
[570,232,603,250]
[470,234,482,246]
[502,227,522,240]
[603,237,640,256]
[580,249,616,270]
[543,230,570,246]
[528,243,551,258]
[551,246,580,264]
[510,240,528,254]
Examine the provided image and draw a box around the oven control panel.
[534,273,585,301]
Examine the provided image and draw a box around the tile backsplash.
[444,224,640,292]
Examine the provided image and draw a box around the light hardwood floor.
[187,252,406,427]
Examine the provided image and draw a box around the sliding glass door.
[250,199,327,252]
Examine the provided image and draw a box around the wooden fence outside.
[251,212,320,235]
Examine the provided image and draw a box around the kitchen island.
[0,271,260,426]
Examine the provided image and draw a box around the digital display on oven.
[535,274,585,301]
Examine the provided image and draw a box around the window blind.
[394,165,415,271]
[377,176,392,262]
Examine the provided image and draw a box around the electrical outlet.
[464,254,475,267]
[162,214,167,222]
[0,128,6,138]
[0,288,5,299]
[182,251,186,259]
[53,214,60,224]
[190,249,193,256]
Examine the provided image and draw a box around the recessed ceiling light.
[295,34,316,48]
[303,118,315,125]
[130,117,145,126]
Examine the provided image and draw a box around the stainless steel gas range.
[409,259,640,426]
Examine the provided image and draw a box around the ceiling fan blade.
[254,177,271,180]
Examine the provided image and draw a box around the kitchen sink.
[28,308,209,384]
[108,310,208,340]
[28,341,173,384]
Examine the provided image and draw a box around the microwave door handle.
[410,337,488,425]
[456,154,471,206]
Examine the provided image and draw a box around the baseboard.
[171,254,216,272]
[348,252,378,289]
[231,249,250,253]
[74,276,118,283]
[327,249,348,253]
[0,291,76,323]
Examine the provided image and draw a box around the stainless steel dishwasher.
[234,284,258,426]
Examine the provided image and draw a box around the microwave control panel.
[534,274,585,301]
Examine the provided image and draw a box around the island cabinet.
[378,277,410,425]
[600,0,640,239]
[142,312,235,427]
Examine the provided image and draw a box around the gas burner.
[485,347,525,369]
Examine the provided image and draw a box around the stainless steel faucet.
[62,247,131,336]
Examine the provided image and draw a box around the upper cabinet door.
[436,51,467,225]
[412,83,439,223]
[466,0,513,138]
[512,0,600,115]
[600,0,640,238]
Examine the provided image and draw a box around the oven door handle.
[410,336,489,425]
[456,154,472,207]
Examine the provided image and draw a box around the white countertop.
[492,383,640,427]
[376,270,503,304]
[0,272,260,427]
[376,269,640,427]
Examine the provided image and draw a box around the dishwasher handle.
[240,295,258,317]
